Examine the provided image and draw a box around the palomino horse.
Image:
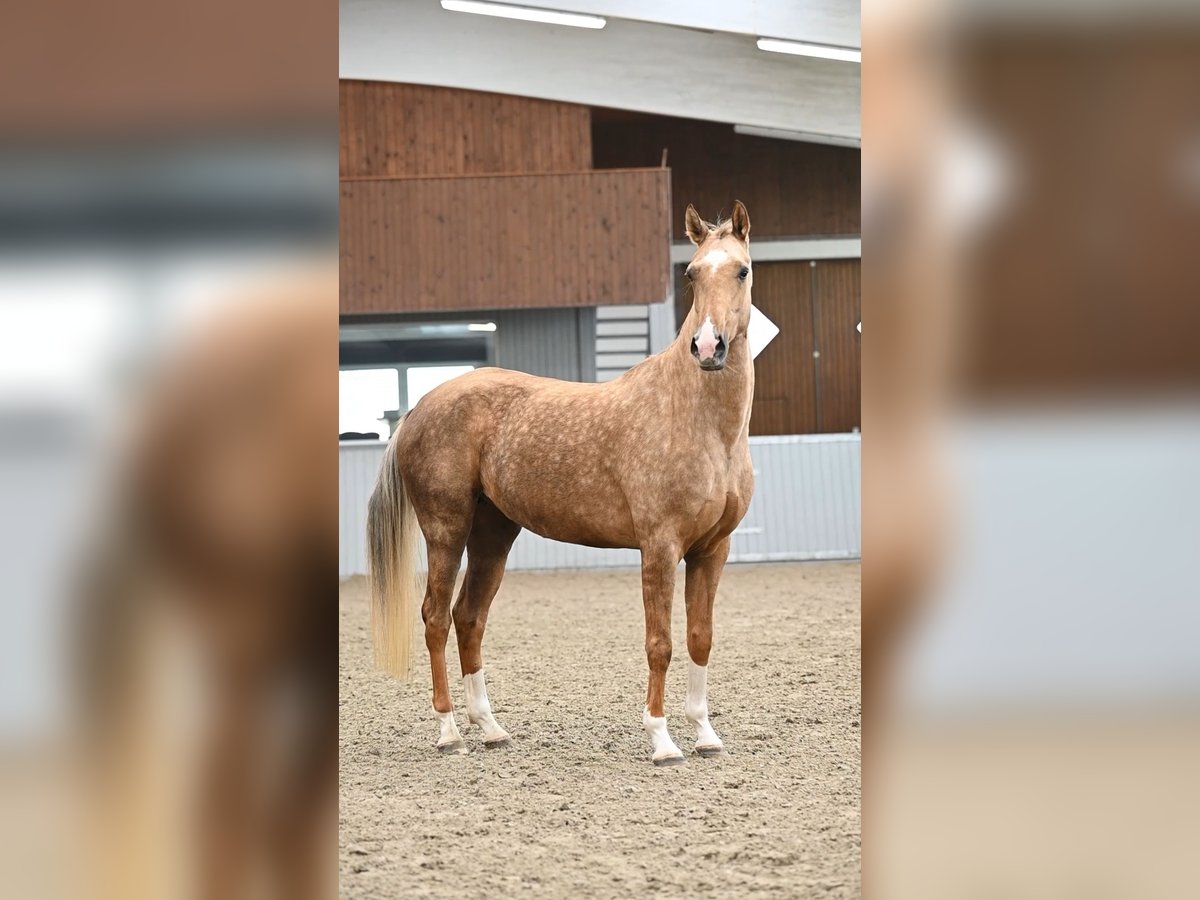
[368,202,755,765]
[81,272,337,900]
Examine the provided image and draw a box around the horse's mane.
[708,215,734,236]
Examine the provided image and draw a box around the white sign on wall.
[748,305,780,359]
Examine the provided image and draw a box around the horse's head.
[682,201,752,371]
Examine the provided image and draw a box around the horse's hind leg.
[683,537,730,758]
[452,499,521,748]
[421,517,472,755]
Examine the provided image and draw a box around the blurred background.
[864,0,1200,897]
[338,0,862,573]
[6,0,1199,894]
[0,0,337,898]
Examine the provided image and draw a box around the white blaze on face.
[695,315,719,360]
[700,248,729,273]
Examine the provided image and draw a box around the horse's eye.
[684,267,695,281]
[738,266,750,281]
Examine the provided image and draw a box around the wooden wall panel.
[814,259,861,433]
[749,263,819,435]
[341,169,670,313]
[592,113,859,238]
[340,81,592,178]
[675,258,860,435]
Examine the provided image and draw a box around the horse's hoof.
[483,737,512,749]
[695,745,724,759]
[437,740,469,756]
[652,753,687,767]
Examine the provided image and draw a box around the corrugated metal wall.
[361,307,595,382]
[494,308,596,382]
[594,305,650,381]
[339,434,860,576]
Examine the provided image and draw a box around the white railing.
[339,433,860,575]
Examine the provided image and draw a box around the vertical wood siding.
[746,263,820,435]
[814,259,861,433]
[340,81,592,177]
[340,170,671,313]
[592,113,860,238]
[339,434,860,576]
[675,259,860,435]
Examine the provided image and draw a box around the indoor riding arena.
[339,561,860,898]
[339,4,860,896]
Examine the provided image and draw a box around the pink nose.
[694,318,719,358]
[695,333,719,359]
[690,319,728,368]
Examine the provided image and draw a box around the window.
[339,369,399,437]
[406,365,475,409]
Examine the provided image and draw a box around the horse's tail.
[367,420,422,680]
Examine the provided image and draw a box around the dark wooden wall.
[624,110,861,435]
[675,259,860,434]
[340,81,592,177]
[340,81,670,314]
[812,260,862,433]
[342,169,670,313]
[592,111,860,238]
[955,35,1200,398]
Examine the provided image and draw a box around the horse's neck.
[652,326,753,450]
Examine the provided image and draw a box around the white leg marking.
[435,708,467,753]
[685,661,723,755]
[643,707,684,765]
[463,671,510,745]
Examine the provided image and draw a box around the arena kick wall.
[339,434,860,576]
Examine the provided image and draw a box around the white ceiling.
[340,0,861,141]
[499,0,860,47]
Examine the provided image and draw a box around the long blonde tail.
[367,424,422,679]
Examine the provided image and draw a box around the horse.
[79,269,338,900]
[368,201,755,766]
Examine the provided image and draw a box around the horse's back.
[395,367,637,544]
[395,367,584,496]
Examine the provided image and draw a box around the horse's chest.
[675,453,752,535]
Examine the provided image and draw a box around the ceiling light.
[440,1,606,29]
[756,38,860,63]
[467,322,497,332]
[734,124,860,148]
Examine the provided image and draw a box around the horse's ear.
[685,204,711,245]
[731,200,751,243]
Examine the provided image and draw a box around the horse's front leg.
[684,537,730,757]
[640,542,685,766]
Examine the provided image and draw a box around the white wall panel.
[340,434,860,576]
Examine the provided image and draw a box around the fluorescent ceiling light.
[467,322,497,332]
[756,38,860,63]
[734,124,860,149]
[440,1,606,29]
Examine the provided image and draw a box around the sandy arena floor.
[339,561,860,898]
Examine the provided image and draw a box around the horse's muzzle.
[691,334,727,370]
